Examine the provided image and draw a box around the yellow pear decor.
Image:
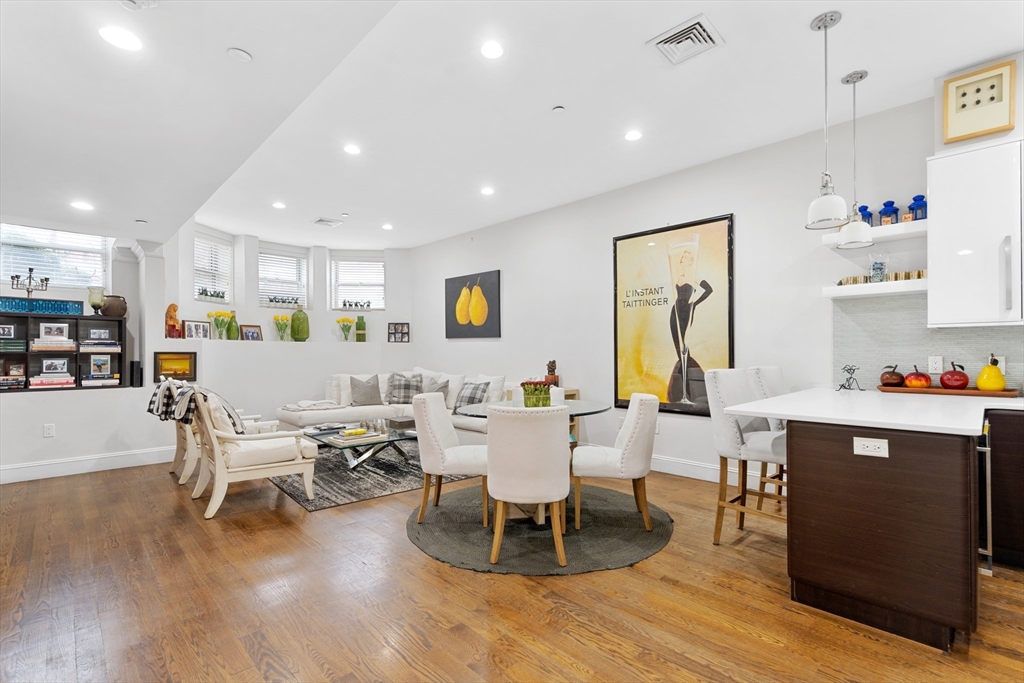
[455,282,472,325]
[469,277,488,326]
[975,354,1007,392]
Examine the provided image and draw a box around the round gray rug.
[406,484,673,575]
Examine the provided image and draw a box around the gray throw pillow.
[390,374,423,405]
[351,374,383,406]
[452,381,489,415]
[423,377,449,401]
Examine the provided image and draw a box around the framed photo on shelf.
[42,358,68,374]
[40,323,69,339]
[943,59,1017,143]
[90,355,111,375]
[88,328,111,340]
[0,325,14,339]
[240,325,263,341]
[183,320,211,340]
[6,362,25,377]
[153,352,197,383]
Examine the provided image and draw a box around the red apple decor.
[880,365,905,387]
[940,362,970,390]
[904,365,932,389]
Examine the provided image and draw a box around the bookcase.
[0,312,128,391]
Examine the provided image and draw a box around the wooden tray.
[877,385,1021,398]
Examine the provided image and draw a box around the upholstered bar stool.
[705,369,787,544]
[748,366,788,510]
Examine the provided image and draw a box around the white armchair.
[191,390,317,519]
[164,379,202,486]
[705,369,787,545]
[570,393,659,531]
[487,405,571,567]
[412,393,489,525]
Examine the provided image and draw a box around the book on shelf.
[0,341,27,352]
[81,379,119,387]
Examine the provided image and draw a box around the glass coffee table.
[304,427,417,470]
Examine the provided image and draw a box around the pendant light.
[837,70,873,249]
[805,12,849,230]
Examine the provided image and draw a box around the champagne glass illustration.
[667,234,713,404]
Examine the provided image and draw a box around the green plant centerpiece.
[522,380,551,408]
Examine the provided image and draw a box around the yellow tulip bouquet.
[336,317,355,341]
[207,311,232,339]
[273,315,290,341]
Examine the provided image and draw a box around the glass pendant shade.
[806,182,850,229]
[836,216,873,249]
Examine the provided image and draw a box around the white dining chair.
[748,366,788,510]
[164,378,203,486]
[705,369,787,544]
[487,405,571,566]
[412,392,489,526]
[571,393,659,531]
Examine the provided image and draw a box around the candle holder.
[9,268,49,298]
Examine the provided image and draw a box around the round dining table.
[455,399,611,524]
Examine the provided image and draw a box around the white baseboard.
[652,453,768,487]
[0,446,175,484]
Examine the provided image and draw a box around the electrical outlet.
[853,437,888,458]
[43,424,55,438]
[928,356,944,374]
[993,356,1007,370]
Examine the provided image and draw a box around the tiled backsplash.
[833,293,1023,389]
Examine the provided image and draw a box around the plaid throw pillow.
[452,381,489,415]
[390,374,423,405]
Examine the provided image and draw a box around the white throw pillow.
[467,374,506,403]
[206,394,236,434]
[414,367,467,410]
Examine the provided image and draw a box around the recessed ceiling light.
[481,41,503,59]
[647,242,656,246]
[481,187,494,196]
[957,249,973,256]
[135,219,148,224]
[625,130,643,141]
[341,213,350,217]
[272,202,286,209]
[552,105,565,113]
[343,144,361,155]
[226,48,252,63]
[70,201,94,211]
[99,27,142,51]
[382,223,393,230]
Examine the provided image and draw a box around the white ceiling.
[2,2,1023,250]
[0,0,396,243]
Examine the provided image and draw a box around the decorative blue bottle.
[878,201,899,225]
[908,195,927,220]
[858,205,874,227]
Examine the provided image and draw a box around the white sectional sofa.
[275,367,509,446]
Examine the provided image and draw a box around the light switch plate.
[43,424,55,438]
[928,356,944,374]
[853,437,888,458]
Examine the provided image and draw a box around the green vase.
[227,311,239,340]
[355,315,366,342]
[291,305,309,342]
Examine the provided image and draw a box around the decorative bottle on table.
[227,311,239,340]
[291,305,309,342]
[355,315,366,342]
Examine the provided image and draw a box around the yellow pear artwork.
[455,282,472,325]
[469,277,488,326]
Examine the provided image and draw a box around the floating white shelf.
[821,219,928,249]
[822,278,928,299]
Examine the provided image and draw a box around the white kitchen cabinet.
[927,141,1023,327]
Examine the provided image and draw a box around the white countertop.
[725,388,1023,436]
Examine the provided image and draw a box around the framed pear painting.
[445,270,501,338]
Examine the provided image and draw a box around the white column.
[131,240,166,370]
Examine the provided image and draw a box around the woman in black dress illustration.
[667,237,713,404]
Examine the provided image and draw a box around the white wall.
[406,98,935,481]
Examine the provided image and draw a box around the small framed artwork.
[402,333,409,342]
[943,59,1017,143]
[183,320,211,340]
[153,352,197,383]
[389,322,410,342]
[90,355,111,375]
[88,328,111,340]
[0,325,14,339]
[42,358,68,374]
[240,325,263,341]
[40,323,69,339]
[6,362,25,377]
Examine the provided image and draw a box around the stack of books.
[81,375,120,387]
[79,339,122,353]
[30,337,75,352]
[0,376,26,391]
[0,339,27,352]
[29,373,75,389]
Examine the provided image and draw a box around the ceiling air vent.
[312,217,344,228]
[647,14,723,66]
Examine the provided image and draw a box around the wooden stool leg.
[777,464,785,510]
[417,473,431,523]
[551,501,567,567]
[432,475,443,506]
[756,461,768,511]
[737,460,748,529]
[713,457,728,545]
[560,497,567,534]
[490,500,507,564]
[632,478,642,511]
[634,477,653,531]
[481,475,489,527]
[573,476,582,530]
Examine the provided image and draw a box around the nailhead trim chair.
[748,366,788,511]
[571,393,659,531]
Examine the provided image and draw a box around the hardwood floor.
[2,464,1022,682]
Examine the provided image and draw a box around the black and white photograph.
[41,359,68,374]
[39,323,69,339]
[6,362,25,377]
[183,320,211,340]
[0,325,14,339]
[88,328,111,340]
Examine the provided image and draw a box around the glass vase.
[227,311,239,340]
[524,394,551,408]
[291,305,309,342]
[355,315,366,342]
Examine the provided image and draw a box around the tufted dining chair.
[487,405,571,566]
[748,366,788,510]
[571,393,659,531]
[413,392,489,526]
[705,369,787,544]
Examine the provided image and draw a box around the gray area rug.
[407,484,673,575]
[271,442,472,512]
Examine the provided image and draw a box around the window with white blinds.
[0,223,111,288]
[331,259,385,310]
[193,235,232,303]
[258,251,307,306]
